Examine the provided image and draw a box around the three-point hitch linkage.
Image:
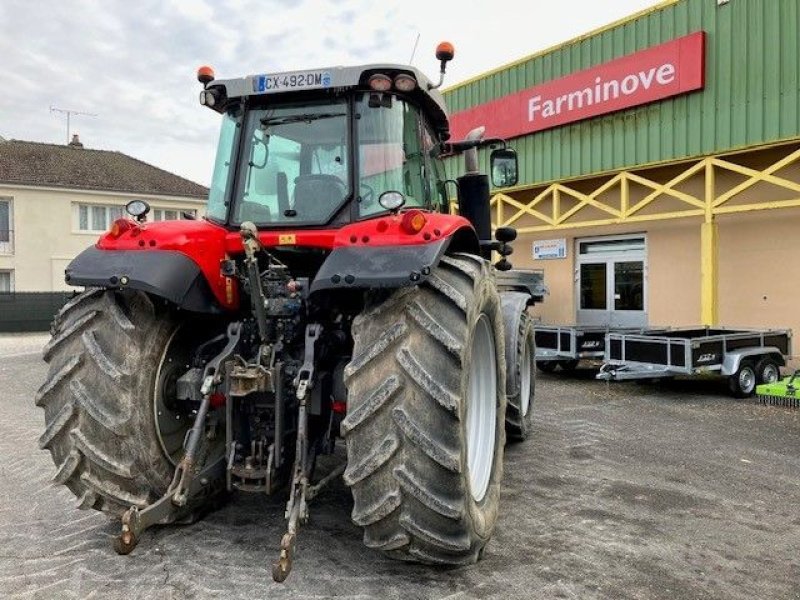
[114,223,346,583]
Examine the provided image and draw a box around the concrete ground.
[1,334,798,599]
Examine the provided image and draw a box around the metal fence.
[0,292,72,332]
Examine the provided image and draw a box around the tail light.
[400,210,427,234]
[108,218,133,239]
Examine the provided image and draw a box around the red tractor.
[36,44,543,581]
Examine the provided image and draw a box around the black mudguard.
[310,227,481,294]
[64,247,223,313]
[495,269,547,304]
[310,238,449,293]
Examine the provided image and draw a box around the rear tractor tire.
[343,254,507,565]
[36,289,224,517]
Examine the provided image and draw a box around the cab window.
[357,95,431,217]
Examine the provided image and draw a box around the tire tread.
[344,257,504,565]
[36,289,179,517]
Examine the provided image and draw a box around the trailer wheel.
[36,289,225,517]
[537,360,558,373]
[755,357,781,385]
[728,360,757,398]
[559,359,580,372]
[343,254,506,565]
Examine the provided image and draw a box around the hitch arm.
[114,322,242,555]
[272,324,321,582]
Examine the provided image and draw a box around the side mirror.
[490,148,518,188]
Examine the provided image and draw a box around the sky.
[1,0,660,187]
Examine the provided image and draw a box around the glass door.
[576,235,646,327]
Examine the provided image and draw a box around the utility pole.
[49,106,98,143]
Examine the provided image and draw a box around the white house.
[0,135,208,292]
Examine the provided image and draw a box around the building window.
[75,203,125,232]
[0,270,12,293]
[152,209,179,221]
[75,203,196,231]
[0,198,12,254]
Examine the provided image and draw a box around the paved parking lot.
[1,334,799,599]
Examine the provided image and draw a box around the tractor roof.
[209,64,451,139]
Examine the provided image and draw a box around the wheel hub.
[739,368,755,394]
[763,364,779,383]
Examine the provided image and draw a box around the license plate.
[253,70,332,93]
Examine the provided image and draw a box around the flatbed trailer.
[597,327,792,397]
[534,325,648,372]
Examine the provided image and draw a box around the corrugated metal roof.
[444,0,800,187]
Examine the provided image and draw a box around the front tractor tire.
[36,289,210,516]
[343,254,507,565]
[503,307,535,441]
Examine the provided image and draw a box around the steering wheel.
[359,183,376,209]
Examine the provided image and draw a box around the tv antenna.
[50,106,98,143]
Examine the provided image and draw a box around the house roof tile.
[0,139,208,199]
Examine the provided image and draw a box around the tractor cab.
[47,45,542,585]
[199,63,453,230]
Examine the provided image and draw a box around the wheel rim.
[153,326,225,467]
[466,314,497,503]
[153,326,193,465]
[739,367,756,394]
[520,338,532,416]
[763,364,780,383]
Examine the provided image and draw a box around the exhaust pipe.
[457,127,492,258]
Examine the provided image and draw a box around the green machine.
[756,371,800,408]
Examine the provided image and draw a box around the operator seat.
[237,200,271,223]
[292,174,346,222]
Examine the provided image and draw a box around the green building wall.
[443,0,800,186]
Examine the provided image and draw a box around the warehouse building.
[444,0,800,351]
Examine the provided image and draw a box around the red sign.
[449,31,705,141]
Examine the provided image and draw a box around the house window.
[152,209,179,221]
[0,270,12,292]
[75,203,196,231]
[0,198,11,253]
[75,203,125,232]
